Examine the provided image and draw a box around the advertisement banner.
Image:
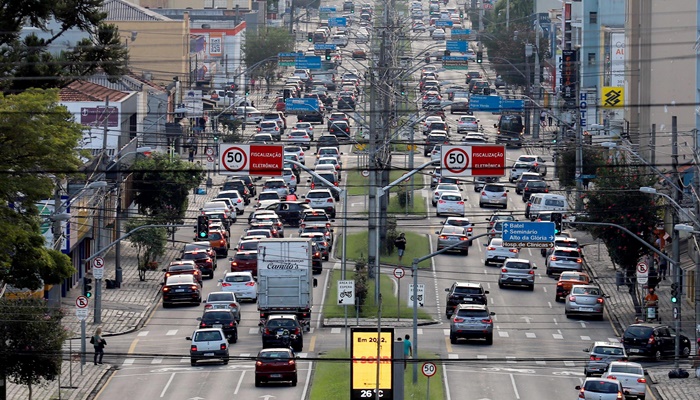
[351,328,394,400]
[560,50,577,100]
[602,86,624,108]
[610,32,625,88]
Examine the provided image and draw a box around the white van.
[525,194,567,219]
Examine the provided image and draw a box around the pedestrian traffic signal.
[671,283,679,303]
[308,32,313,42]
[197,215,209,239]
[83,277,93,298]
[325,49,332,61]
[476,51,483,63]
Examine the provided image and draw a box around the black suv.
[622,323,692,361]
[261,314,304,351]
[222,179,251,204]
[198,309,238,343]
[521,180,549,201]
[316,135,340,149]
[265,201,312,226]
[444,281,490,318]
[181,250,215,278]
[328,121,351,137]
[238,175,257,196]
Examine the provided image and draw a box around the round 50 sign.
[440,145,506,177]
[442,147,469,175]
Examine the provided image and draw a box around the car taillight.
[578,388,585,399]
[305,199,311,203]
[457,201,464,205]
[467,227,472,232]
[438,200,445,204]
[550,256,557,261]
[648,334,656,344]
[237,199,242,203]
[501,268,508,273]
[222,282,231,287]
[487,246,495,251]
[453,317,464,322]
[220,343,227,350]
[459,237,468,241]
[481,192,486,196]
[162,287,170,292]
[569,296,576,302]
[229,303,238,309]
[481,319,492,323]
[509,248,519,253]
[637,377,646,383]
[556,282,563,287]
[544,189,549,193]
[439,235,448,240]
[311,183,315,189]
[525,188,530,191]
[204,304,213,309]
[616,393,623,400]
[597,298,604,304]
[288,359,296,365]
[434,192,439,196]
[229,321,235,327]
[527,202,532,207]
[314,252,320,257]
[528,270,535,274]
[256,360,263,366]
[576,259,583,263]
[294,328,301,335]
[502,192,507,197]
[191,285,198,290]
[200,322,207,327]
[245,282,255,286]
[191,345,198,351]
[165,273,172,278]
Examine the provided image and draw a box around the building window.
[590,12,598,24]
[588,53,596,65]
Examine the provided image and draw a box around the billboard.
[610,32,625,88]
[351,328,394,400]
[560,49,577,100]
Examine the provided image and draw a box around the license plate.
[213,305,226,309]
[175,289,185,293]
[580,308,594,312]
[629,348,640,353]
[270,374,282,378]
[213,324,222,328]
[204,353,214,356]
[463,297,473,301]
[489,200,500,203]
[513,279,522,282]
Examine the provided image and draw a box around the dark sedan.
[162,275,201,307]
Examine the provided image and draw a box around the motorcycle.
[275,328,299,353]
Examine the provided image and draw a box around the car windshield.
[519,156,536,163]
[545,199,565,207]
[447,219,470,227]
[184,244,211,252]
[593,346,624,355]
[202,311,233,321]
[238,242,259,251]
[208,232,222,240]
[183,253,209,260]
[246,230,271,237]
[554,250,580,258]
[561,272,586,281]
[609,365,643,375]
[456,309,489,318]
[194,331,223,341]
[234,253,257,260]
[506,262,531,269]
[208,293,234,302]
[266,319,298,329]
[307,191,331,199]
[304,213,329,222]
[584,381,620,394]
[259,192,280,201]
[225,274,252,283]
[265,181,285,188]
[453,287,481,295]
[260,351,291,360]
[572,287,600,296]
[527,181,547,188]
[437,184,459,192]
[442,194,461,201]
[169,264,194,271]
[484,185,505,192]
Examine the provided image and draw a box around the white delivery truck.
[257,238,315,331]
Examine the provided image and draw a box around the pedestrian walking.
[547,109,553,126]
[540,110,547,128]
[188,147,195,163]
[394,233,407,264]
[91,327,106,365]
[659,252,668,280]
[403,334,412,370]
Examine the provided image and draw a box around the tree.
[0,89,82,290]
[0,0,128,94]
[556,145,606,188]
[130,153,205,224]
[125,218,167,273]
[0,298,69,400]
[580,158,660,313]
[242,28,294,91]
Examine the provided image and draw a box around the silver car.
[498,258,536,290]
[583,341,627,376]
[546,247,583,275]
[202,291,241,323]
[435,225,469,255]
[484,238,519,266]
[449,304,495,345]
[508,162,532,183]
[478,183,508,209]
[565,285,606,319]
[432,183,461,206]
[575,378,624,400]
[601,361,646,399]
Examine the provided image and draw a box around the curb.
[323,319,440,328]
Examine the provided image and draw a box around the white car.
[216,190,245,215]
[255,191,281,209]
[436,192,464,217]
[484,237,519,266]
[575,378,624,400]
[262,178,289,198]
[509,162,533,182]
[202,291,241,322]
[315,147,342,165]
[294,122,315,139]
[282,168,297,190]
[443,216,473,238]
[219,271,258,302]
[304,188,336,218]
[430,145,442,165]
[516,155,548,177]
[465,49,476,61]
[287,130,311,149]
[284,146,306,164]
[433,183,461,206]
[316,156,342,178]
[457,116,479,133]
[432,28,446,40]
[461,133,488,145]
[601,361,646,399]
[423,116,444,134]
[187,328,229,366]
[479,183,509,209]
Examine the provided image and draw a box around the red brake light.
[229,303,238,309]
[457,201,464,205]
[597,297,604,304]
[487,246,495,251]
[648,334,655,344]
[590,355,602,361]
[162,287,170,292]
[453,317,464,322]
[245,282,255,286]
[637,377,646,383]
[221,282,231,287]
[528,270,535,275]
[439,235,448,240]
[569,296,576,302]
[220,343,227,350]
[501,268,508,273]
[550,256,558,261]
[204,304,212,309]
[481,319,492,323]
[481,192,486,196]
[576,259,583,263]
[191,345,197,351]
[509,248,519,253]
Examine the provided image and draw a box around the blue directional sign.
[500,99,525,112]
[442,56,469,70]
[278,52,298,67]
[501,222,555,248]
[314,43,337,50]
[469,95,501,111]
[295,56,322,70]
[435,20,453,27]
[328,17,347,27]
[319,6,337,12]
[446,40,468,52]
[285,98,321,112]
[451,29,471,35]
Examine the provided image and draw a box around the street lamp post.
[675,223,700,359]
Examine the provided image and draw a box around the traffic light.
[308,32,313,42]
[213,134,219,142]
[551,212,562,234]
[197,215,209,239]
[476,51,483,63]
[245,86,250,96]
[460,11,464,18]
[400,84,406,95]
[83,277,93,298]
[671,283,679,303]
[325,49,332,61]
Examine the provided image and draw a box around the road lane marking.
[127,339,139,354]
[552,333,564,340]
[180,357,188,363]
[316,263,335,329]
[579,321,586,328]
[542,286,547,293]
[608,337,620,343]
[525,332,536,338]
[331,328,341,333]
[506,356,516,363]
[301,359,313,400]
[159,372,175,398]
[151,357,163,364]
[444,337,453,353]
[552,317,558,325]
[548,302,553,309]
[137,331,149,337]
[448,354,459,359]
[510,373,521,399]
[417,328,423,335]
[564,361,575,367]
[234,370,245,394]
[498,331,509,338]
[248,328,259,335]
[239,353,250,357]
[535,360,546,365]
[309,336,316,352]
[527,249,532,256]
[581,335,591,341]
[122,358,135,366]
[443,329,450,336]
[477,355,488,359]
[166,330,178,336]
[298,353,308,358]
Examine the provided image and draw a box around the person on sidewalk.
[394,233,407,264]
[91,328,106,365]
[403,334,412,370]
[540,110,547,128]
[659,252,668,280]
[188,147,195,163]
[547,109,553,126]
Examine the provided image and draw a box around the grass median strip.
[324,269,431,319]
[309,349,445,400]
[338,231,431,268]
[346,169,425,196]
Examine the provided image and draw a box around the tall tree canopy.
[0,0,128,93]
[0,89,82,289]
[242,27,294,87]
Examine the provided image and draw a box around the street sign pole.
[394,268,405,322]
[80,319,86,369]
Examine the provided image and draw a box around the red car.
[181,250,215,279]
[230,250,258,276]
[275,97,286,112]
[255,348,297,387]
[162,260,202,285]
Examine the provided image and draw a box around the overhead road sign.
[435,20,453,27]
[501,221,555,248]
[314,43,337,51]
[295,56,322,70]
[278,52,297,67]
[442,56,469,70]
[319,6,337,12]
[441,145,506,177]
[500,99,525,112]
[328,17,347,27]
[469,95,501,111]
[446,41,468,53]
[451,29,471,36]
[285,98,321,112]
[219,144,284,176]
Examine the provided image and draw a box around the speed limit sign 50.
[422,362,437,377]
[218,144,284,176]
[221,146,248,173]
[442,147,470,174]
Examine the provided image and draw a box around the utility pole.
[506,0,510,30]
[575,74,584,212]
[671,116,682,372]
[524,43,532,136]
[694,127,700,350]
[368,64,379,285]
[95,96,110,324]
[533,16,541,140]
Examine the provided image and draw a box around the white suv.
[484,237,519,266]
[304,189,337,218]
[187,328,229,366]
[219,271,258,302]
[216,190,245,215]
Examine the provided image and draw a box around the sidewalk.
[6,155,228,400]
[569,228,700,400]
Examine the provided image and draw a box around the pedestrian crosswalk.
[122,352,310,367]
[443,354,585,367]
[441,329,619,343]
